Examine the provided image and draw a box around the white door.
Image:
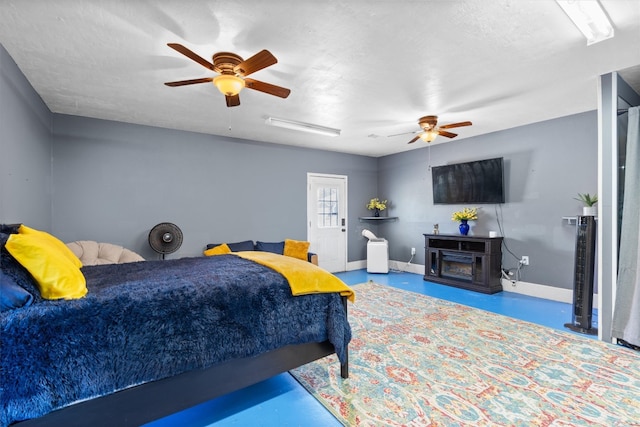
[307,173,347,272]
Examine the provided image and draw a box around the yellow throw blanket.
[235,251,355,303]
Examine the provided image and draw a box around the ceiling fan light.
[213,75,245,96]
[420,131,438,142]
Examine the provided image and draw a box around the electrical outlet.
[520,256,529,265]
[411,247,416,255]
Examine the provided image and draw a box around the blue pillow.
[1,232,42,302]
[228,240,256,251]
[255,241,285,254]
[1,269,34,311]
[206,240,255,252]
[0,223,22,234]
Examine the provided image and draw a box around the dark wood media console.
[424,234,503,294]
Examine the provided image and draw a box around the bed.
[1,233,353,427]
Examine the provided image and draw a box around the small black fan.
[148,222,183,259]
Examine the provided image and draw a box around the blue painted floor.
[146,270,597,427]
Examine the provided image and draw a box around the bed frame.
[15,297,349,427]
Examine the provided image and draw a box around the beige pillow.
[66,241,145,265]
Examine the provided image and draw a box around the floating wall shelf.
[358,216,398,222]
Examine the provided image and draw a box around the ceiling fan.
[390,115,472,144]
[164,43,291,107]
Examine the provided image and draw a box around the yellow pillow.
[5,233,87,300]
[204,243,231,256]
[284,239,310,261]
[19,224,83,268]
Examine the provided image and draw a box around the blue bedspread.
[0,255,351,426]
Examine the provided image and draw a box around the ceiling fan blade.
[439,121,472,129]
[438,130,458,138]
[167,43,215,70]
[235,50,277,77]
[407,135,421,144]
[225,94,241,107]
[164,77,213,87]
[244,78,291,98]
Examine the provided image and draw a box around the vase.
[374,208,380,217]
[459,220,469,235]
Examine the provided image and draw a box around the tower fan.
[564,215,597,335]
[148,222,183,259]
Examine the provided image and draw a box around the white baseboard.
[346,260,424,275]
[389,260,424,275]
[500,278,598,309]
[500,279,570,304]
[346,260,595,308]
[347,260,367,271]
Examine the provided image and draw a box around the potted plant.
[574,193,598,216]
[451,207,478,235]
[367,198,387,217]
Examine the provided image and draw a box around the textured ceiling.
[1,1,639,157]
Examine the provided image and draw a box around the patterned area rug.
[290,282,640,426]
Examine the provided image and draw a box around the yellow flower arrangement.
[367,198,387,211]
[451,207,478,221]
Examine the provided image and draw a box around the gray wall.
[376,112,598,290]
[2,43,601,292]
[51,114,378,260]
[0,44,52,229]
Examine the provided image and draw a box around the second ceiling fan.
[164,43,291,107]
[393,115,472,144]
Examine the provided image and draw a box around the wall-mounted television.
[431,157,505,204]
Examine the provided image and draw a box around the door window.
[317,187,339,228]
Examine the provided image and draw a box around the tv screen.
[432,157,505,204]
